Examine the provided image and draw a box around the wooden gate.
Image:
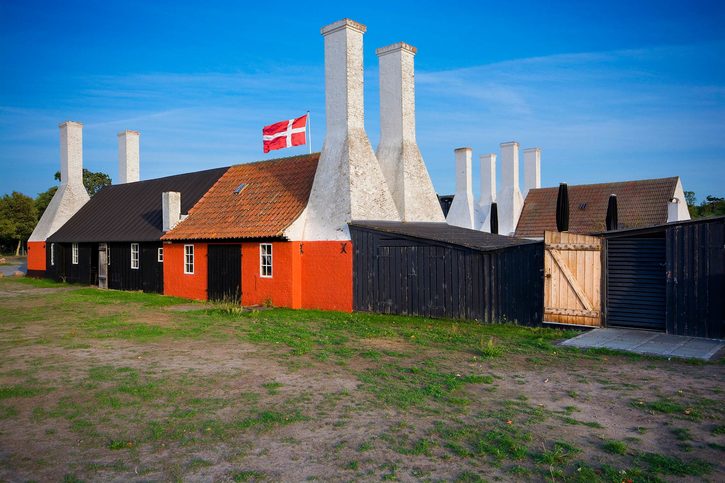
[544,231,602,326]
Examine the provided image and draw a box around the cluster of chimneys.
[447,142,541,236]
[54,121,141,187]
[301,19,443,240]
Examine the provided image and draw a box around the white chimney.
[162,191,181,231]
[667,198,683,223]
[477,153,496,232]
[118,130,140,184]
[523,147,541,199]
[497,141,524,236]
[302,19,399,240]
[446,147,475,229]
[29,121,90,242]
[375,42,443,222]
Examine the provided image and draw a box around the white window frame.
[184,244,194,274]
[72,243,79,265]
[260,243,273,278]
[130,243,140,269]
[50,243,54,266]
[157,247,164,263]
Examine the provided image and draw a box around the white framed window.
[260,243,272,278]
[130,243,139,269]
[184,244,194,274]
[72,243,79,265]
[50,243,55,266]
[157,247,164,262]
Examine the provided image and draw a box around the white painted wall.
[162,191,181,231]
[669,177,691,222]
[476,153,496,232]
[375,42,444,222]
[523,147,541,199]
[118,130,140,184]
[29,121,90,241]
[303,19,399,241]
[446,147,476,229]
[497,141,524,236]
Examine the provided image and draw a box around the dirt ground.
[0,279,723,482]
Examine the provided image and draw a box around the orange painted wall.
[300,241,353,312]
[163,242,208,300]
[241,242,300,309]
[27,241,46,272]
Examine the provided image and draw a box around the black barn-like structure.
[350,221,544,326]
[45,167,227,293]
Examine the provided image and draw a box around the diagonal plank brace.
[548,249,595,312]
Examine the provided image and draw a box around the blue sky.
[1,0,724,202]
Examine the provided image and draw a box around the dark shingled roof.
[48,167,228,243]
[349,221,540,252]
[515,177,680,238]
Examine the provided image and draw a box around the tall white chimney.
[118,130,140,184]
[302,19,399,240]
[497,141,524,236]
[162,191,181,232]
[667,198,682,223]
[375,42,443,222]
[477,153,496,232]
[523,147,541,199]
[446,147,476,229]
[29,121,91,242]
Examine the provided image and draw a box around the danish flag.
[262,114,308,153]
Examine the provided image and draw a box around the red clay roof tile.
[515,177,679,238]
[162,153,319,241]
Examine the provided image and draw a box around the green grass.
[1,277,64,288]
[637,452,713,476]
[232,470,266,482]
[602,439,627,455]
[235,410,308,431]
[0,385,50,399]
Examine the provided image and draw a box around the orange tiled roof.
[162,153,319,240]
[515,177,679,238]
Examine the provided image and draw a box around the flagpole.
[307,110,312,154]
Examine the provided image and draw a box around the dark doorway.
[606,235,666,331]
[207,244,242,303]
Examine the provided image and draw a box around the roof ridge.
[530,176,679,192]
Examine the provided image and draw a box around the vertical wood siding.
[351,227,543,326]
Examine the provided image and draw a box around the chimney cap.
[480,153,496,159]
[523,147,541,153]
[321,18,366,36]
[500,141,519,147]
[454,147,472,153]
[376,42,417,57]
[59,121,83,128]
[117,129,140,137]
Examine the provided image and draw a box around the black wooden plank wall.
[108,242,163,293]
[51,242,97,285]
[666,218,724,339]
[351,228,543,326]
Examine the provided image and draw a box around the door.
[141,244,164,294]
[606,236,666,330]
[544,231,602,326]
[98,243,108,289]
[207,244,242,303]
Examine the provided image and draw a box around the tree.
[35,186,58,218]
[0,192,38,255]
[53,169,112,197]
[699,195,725,217]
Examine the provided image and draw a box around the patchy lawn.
[0,277,723,482]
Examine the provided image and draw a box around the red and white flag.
[262,114,307,153]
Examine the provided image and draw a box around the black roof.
[598,214,725,238]
[349,221,540,252]
[48,167,228,243]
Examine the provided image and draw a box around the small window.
[72,243,79,265]
[234,183,247,194]
[131,243,139,269]
[184,244,194,274]
[260,243,272,278]
[50,243,55,266]
[157,247,164,262]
